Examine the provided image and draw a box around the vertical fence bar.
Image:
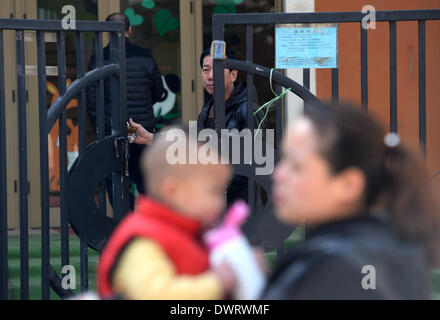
[0,29,8,300]
[274,80,284,259]
[245,24,254,131]
[212,19,227,211]
[76,34,86,154]
[110,28,128,220]
[302,67,310,233]
[331,68,339,103]
[274,83,283,151]
[119,31,128,217]
[213,63,226,133]
[95,32,107,218]
[37,30,50,300]
[303,69,310,90]
[95,32,105,140]
[302,66,310,232]
[212,18,226,135]
[274,80,285,251]
[76,31,88,291]
[418,20,426,156]
[389,21,397,133]
[16,29,29,300]
[361,24,368,110]
[245,24,256,215]
[57,31,69,269]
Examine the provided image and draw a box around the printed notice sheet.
[275,25,338,69]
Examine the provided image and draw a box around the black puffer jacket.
[87,37,167,134]
[197,82,262,132]
[262,215,431,299]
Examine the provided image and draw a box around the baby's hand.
[213,260,236,294]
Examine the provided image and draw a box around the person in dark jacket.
[86,13,167,206]
[263,102,440,299]
[126,47,265,207]
[197,47,264,206]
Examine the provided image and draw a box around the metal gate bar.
[0,29,8,300]
[17,29,29,300]
[0,18,127,300]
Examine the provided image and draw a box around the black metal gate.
[0,19,129,299]
[211,9,440,256]
[2,8,440,301]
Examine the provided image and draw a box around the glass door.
[120,0,181,129]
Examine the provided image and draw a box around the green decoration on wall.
[213,1,237,14]
[142,0,156,9]
[214,0,242,5]
[214,4,237,14]
[124,8,143,26]
[154,9,179,37]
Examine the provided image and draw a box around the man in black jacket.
[198,47,264,206]
[87,13,167,207]
[126,47,265,207]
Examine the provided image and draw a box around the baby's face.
[173,164,231,228]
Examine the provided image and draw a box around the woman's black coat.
[262,215,431,299]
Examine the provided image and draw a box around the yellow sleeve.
[112,238,223,300]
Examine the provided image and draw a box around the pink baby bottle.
[203,200,266,300]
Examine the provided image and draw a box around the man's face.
[201,55,237,96]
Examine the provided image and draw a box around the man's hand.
[129,118,154,145]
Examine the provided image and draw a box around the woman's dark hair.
[304,102,440,265]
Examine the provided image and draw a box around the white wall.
[283,0,316,126]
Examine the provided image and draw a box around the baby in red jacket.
[98,125,235,299]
